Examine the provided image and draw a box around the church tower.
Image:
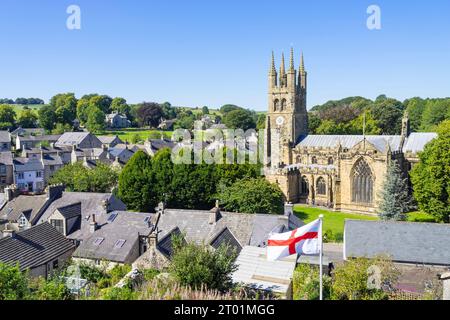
[265,48,308,168]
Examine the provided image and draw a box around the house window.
[351,158,374,204]
[52,260,59,269]
[0,165,6,175]
[19,216,28,229]
[36,171,42,178]
[50,165,55,171]
[50,219,64,234]
[316,177,326,195]
[17,173,24,180]
[311,156,317,164]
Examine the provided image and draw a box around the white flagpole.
[319,214,324,300]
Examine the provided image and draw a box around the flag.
[267,219,321,261]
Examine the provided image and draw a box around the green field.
[99,128,173,143]
[294,205,378,242]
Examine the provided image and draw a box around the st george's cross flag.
[267,219,321,261]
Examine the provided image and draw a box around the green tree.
[222,109,256,131]
[308,113,322,133]
[220,104,241,114]
[377,160,412,221]
[410,120,450,222]
[111,97,131,118]
[256,113,266,130]
[331,257,399,300]
[30,276,72,300]
[420,99,450,131]
[17,109,38,128]
[293,264,332,300]
[50,93,77,125]
[0,262,29,300]
[0,104,16,130]
[170,236,238,292]
[404,97,426,132]
[219,178,284,214]
[118,151,155,212]
[38,104,57,131]
[85,106,105,133]
[370,98,404,135]
[202,106,209,115]
[136,102,163,128]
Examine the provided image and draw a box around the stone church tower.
[265,48,308,168]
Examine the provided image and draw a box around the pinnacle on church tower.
[270,51,276,74]
[300,51,305,73]
[280,52,286,75]
[289,47,295,72]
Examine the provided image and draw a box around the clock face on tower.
[276,116,285,126]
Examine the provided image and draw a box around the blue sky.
[0,0,449,110]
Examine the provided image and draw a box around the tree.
[118,151,155,212]
[85,106,105,133]
[0,104,16,130]
[377,160,412,221]
[293,264,332,300]
[0,262,29,300]
[136,102,163,128]
[49,162,118,193]
[38,104,57,131]
[370,98,404,135]
[404,97,426,132]
[30,276,72,300]
[256,113,266,130]
[111,97,131,117]
[220,104,241,114]
[331,257,399,300]
[50,93,77,125]
[219,178,284,214]
[222,109,256,131]
[420,99,450,131]
[169,235,238,292]
[202,106,209,115]
[308,113,322,133]
[161,102,177,120]
[410,120,450,222]
[17,109,38,128]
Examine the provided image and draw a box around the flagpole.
[319,214,324,301]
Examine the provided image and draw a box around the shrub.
[293,264,332,300]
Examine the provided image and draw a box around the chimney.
[102,144,108,152]
[102,199,110,212]
[47,184,64,200]
[90,214,98,233]
[284,202,294,217]
[3,227,16,238]
[5,187,14,202]
[209,200,221,224]
[148,228,158,249]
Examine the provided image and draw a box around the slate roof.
[0,222,76,271]
[156,209,303,248]
[98,135,123,145]
[55,132,102,148]
[296,135,402,153]
[154,227,183,258]
[73,211,153,263]
[210,227,243,254]
[18,134,61,142]
[0,194,49,223]
[108,147,134,159]
[10,127,45,137]
[57,202,82,219]
[0,131,10,143]
[402,132,437,154]
[38,192,127,241]
[147,139,176,153]
[41,154,64,166]
[232,246,297,296]
[13,157,44,172]
[344,220,450,266]
[0,151,13,165]
[22,145,72,155]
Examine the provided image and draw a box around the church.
[264,49,437,214]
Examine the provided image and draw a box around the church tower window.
[316,177,326,195]
[274,99,279,112]
[311,156,317,164]
[351,158,374,204]
[328,157,334,165]
[281,99,286,111]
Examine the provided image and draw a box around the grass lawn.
[294,205,378,242]
[99,128,173,143]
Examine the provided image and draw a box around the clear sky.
[0,0,449,110]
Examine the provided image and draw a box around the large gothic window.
[300,176,309,195]
[351,159,374,204]
[274,99,279,111]
[316,177,326,195]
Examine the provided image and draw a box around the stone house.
[0,131,11,151]
[55,132,103,149]
[0,152,14,191]
[13,157,45,193]
[15,134,61,150]
[106,113,131,129]
[0,222,76,278]
[98,135,123,148]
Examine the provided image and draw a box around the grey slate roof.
[57,202,82,219]
[41,154,63,166]
[98,135,123,145]
[73,211,153,263]
[55,132,102,148]
[402,132,437,153]
[0,131,10,143]
[296,135,402,153]
[19,134,61,142]
[11,127,45,137]
[344,220,450,266]
[38,192,127,241]
[0,194,49,223]
[13,157,44,172]
[156,209,303,248]
[0,151,13,165]
[0,222,76,271]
